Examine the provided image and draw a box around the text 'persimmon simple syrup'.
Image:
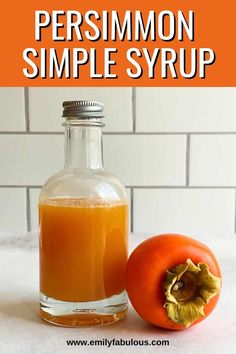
[39,101,129,327]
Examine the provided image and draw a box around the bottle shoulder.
[40,168,127,203]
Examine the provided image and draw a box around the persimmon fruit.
[125,234,221,330]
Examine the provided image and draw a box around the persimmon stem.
[172,281,184,291]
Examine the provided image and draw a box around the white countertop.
[0,232,235,354]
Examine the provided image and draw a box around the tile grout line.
[24,87,30,132]
[0,131,64,135]
[125,186,236,189]
[1,131,236,135]
[0,185,42,188]
[26,187,31,232]
[1,185,236,189]
[132,87,136,132]
[130,187,134,233]
[186,134,190,186]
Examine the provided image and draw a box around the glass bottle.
[39,101,128,327]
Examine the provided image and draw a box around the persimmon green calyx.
[164,258,221,328]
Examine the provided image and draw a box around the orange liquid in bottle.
[39,199,128,302]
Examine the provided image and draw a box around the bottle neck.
[64,124,104,170]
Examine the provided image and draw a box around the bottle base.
[40,291,128,327]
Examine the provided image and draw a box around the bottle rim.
[62,119,105,127]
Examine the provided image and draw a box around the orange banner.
[0,0,235,86]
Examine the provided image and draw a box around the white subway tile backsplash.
[136,88,236,132]
[104,135,186,186]
[0,135,63,185]
[0,134,186,187]
[0,188,27,232]
[28,87,133,132]
[190,135,236,186]
[29,188,40,231]
[0,88,25,131]
[1,87,236,233]
[133,189,235,234]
